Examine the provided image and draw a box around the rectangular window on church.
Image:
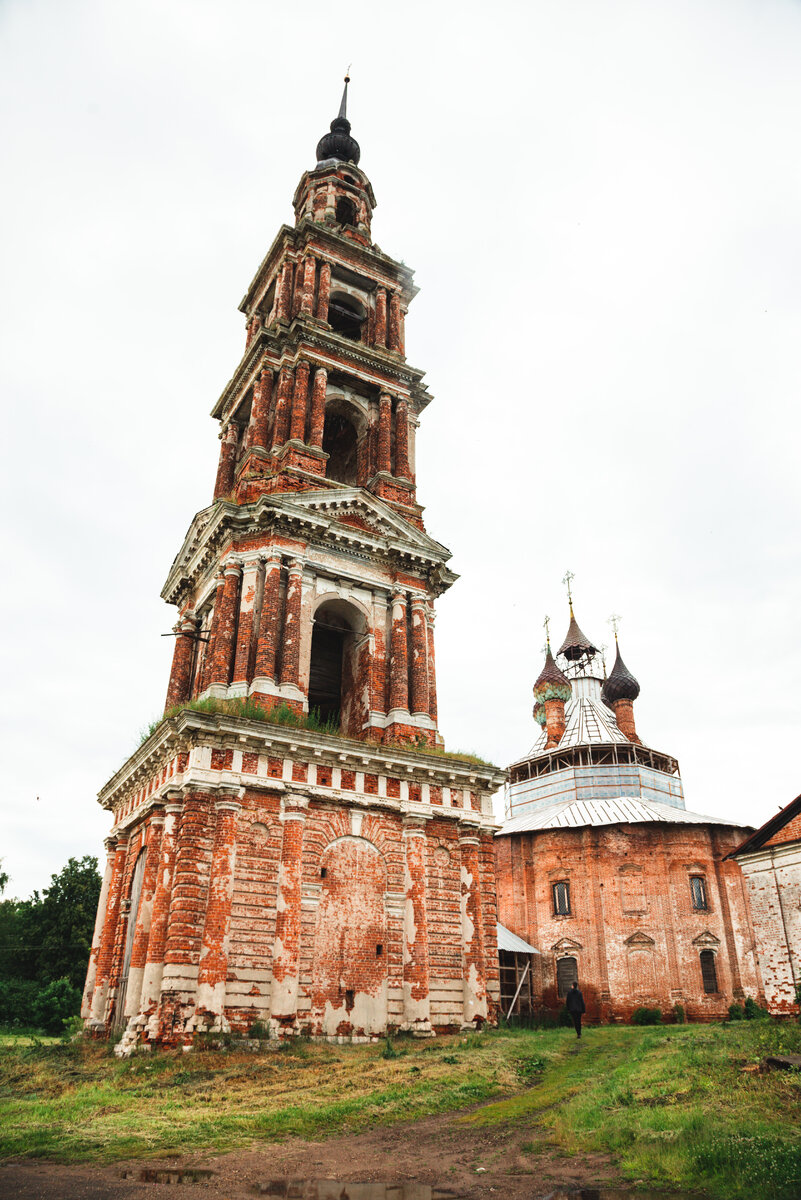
[690,875,708,911]
[553,881,571,916]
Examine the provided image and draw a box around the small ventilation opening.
[376,944,383,957]
[345,989,355,1010]
[320,867,327,879]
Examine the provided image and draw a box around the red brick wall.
[496,822,762,1022]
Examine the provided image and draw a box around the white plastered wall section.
[737,842,801,1011]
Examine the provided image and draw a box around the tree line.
[0,857,101,1034]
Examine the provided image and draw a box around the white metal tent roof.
[497,922,540,954]
[497,795,741,837]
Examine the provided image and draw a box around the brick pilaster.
[389,589,409,713]
[291,260,304,318]
[139,800,182,1018]
[165,616,197,712]
[254,554,282,684]
[427,605,438,724]
[231,559,260,686]
[377,393,392,474]
[90,836,129,1023]
[123,813,165,1018]
[300,256,316,315]
[316,262,331,322]
[272,366,294,450]
[388,292,402,352]
[213,422,238,500]
[410,594,429,717]
[459,831,488,1027]
[395,396,410,479]
[279,559,303,688]
[200,574,225,693]
[163,793,214,969]
[207,560,242,688]
[270,797,308,1028]
[246,367,273,450]
[402,821,432,1034]
[308,367,328,449]
[374,287,387,347]
[196,798,242,1023]
[276,260,293,322]
[290,361,310,443]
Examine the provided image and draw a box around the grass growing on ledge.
[138,697,496,766]
[139,698,340,745]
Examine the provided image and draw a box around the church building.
[81,82,504,1050]
[495,600,765,1022]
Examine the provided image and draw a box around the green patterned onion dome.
[533,649,572,722]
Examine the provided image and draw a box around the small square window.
[690,876,708,911]
[553,881,571,916]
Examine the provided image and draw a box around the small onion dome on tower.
[558,604,599,662]
[316,75,361,167]
[533,645,572,748]
[602,639,642,744]
[601,644,641,707]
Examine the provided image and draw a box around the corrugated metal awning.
[497,923,540,955]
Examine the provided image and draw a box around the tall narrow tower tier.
[82,84,505,1050]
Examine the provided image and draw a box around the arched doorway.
[310,837,388,1038]
[308,598,369,737]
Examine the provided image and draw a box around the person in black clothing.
[565,980,586,1037]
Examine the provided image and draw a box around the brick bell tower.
[82,80,505,1051]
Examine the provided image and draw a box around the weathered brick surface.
[496,822,763,1022]
[85,123,505,1050]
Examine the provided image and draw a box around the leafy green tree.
[34,857,101,989]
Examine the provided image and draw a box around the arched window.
[553,880,571,916]
[323,410,359,485]
[690,875,708,911]
[699,949,718,994]
[556,956,578,998]
[308,599,369,736]
[336,196,357,227]
[328,293,365,341]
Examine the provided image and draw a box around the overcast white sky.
[2,0,800,898]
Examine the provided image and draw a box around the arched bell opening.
[322,396,367,486]
[328,291,366,341]
[308,598,370,738]
[336,195,357,227]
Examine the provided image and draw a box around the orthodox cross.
[562,570,574,604]
[608,613,622,641]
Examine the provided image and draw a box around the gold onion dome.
[316,75,361,166]
[557,605,599,661]
[533,647,572,726]
[601,643,641,707]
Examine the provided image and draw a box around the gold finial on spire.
[600,642,608,678]
[608,613,622,642]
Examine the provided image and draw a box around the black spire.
[557,604,598,662]
[316,75,361,167]
[601,641,641,707]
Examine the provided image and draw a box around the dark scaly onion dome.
[533,647,572,724]
[316,76,361,167]
[601,642,641,707]
[558,604,599,662]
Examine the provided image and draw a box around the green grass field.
[1,1021,799,1198]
